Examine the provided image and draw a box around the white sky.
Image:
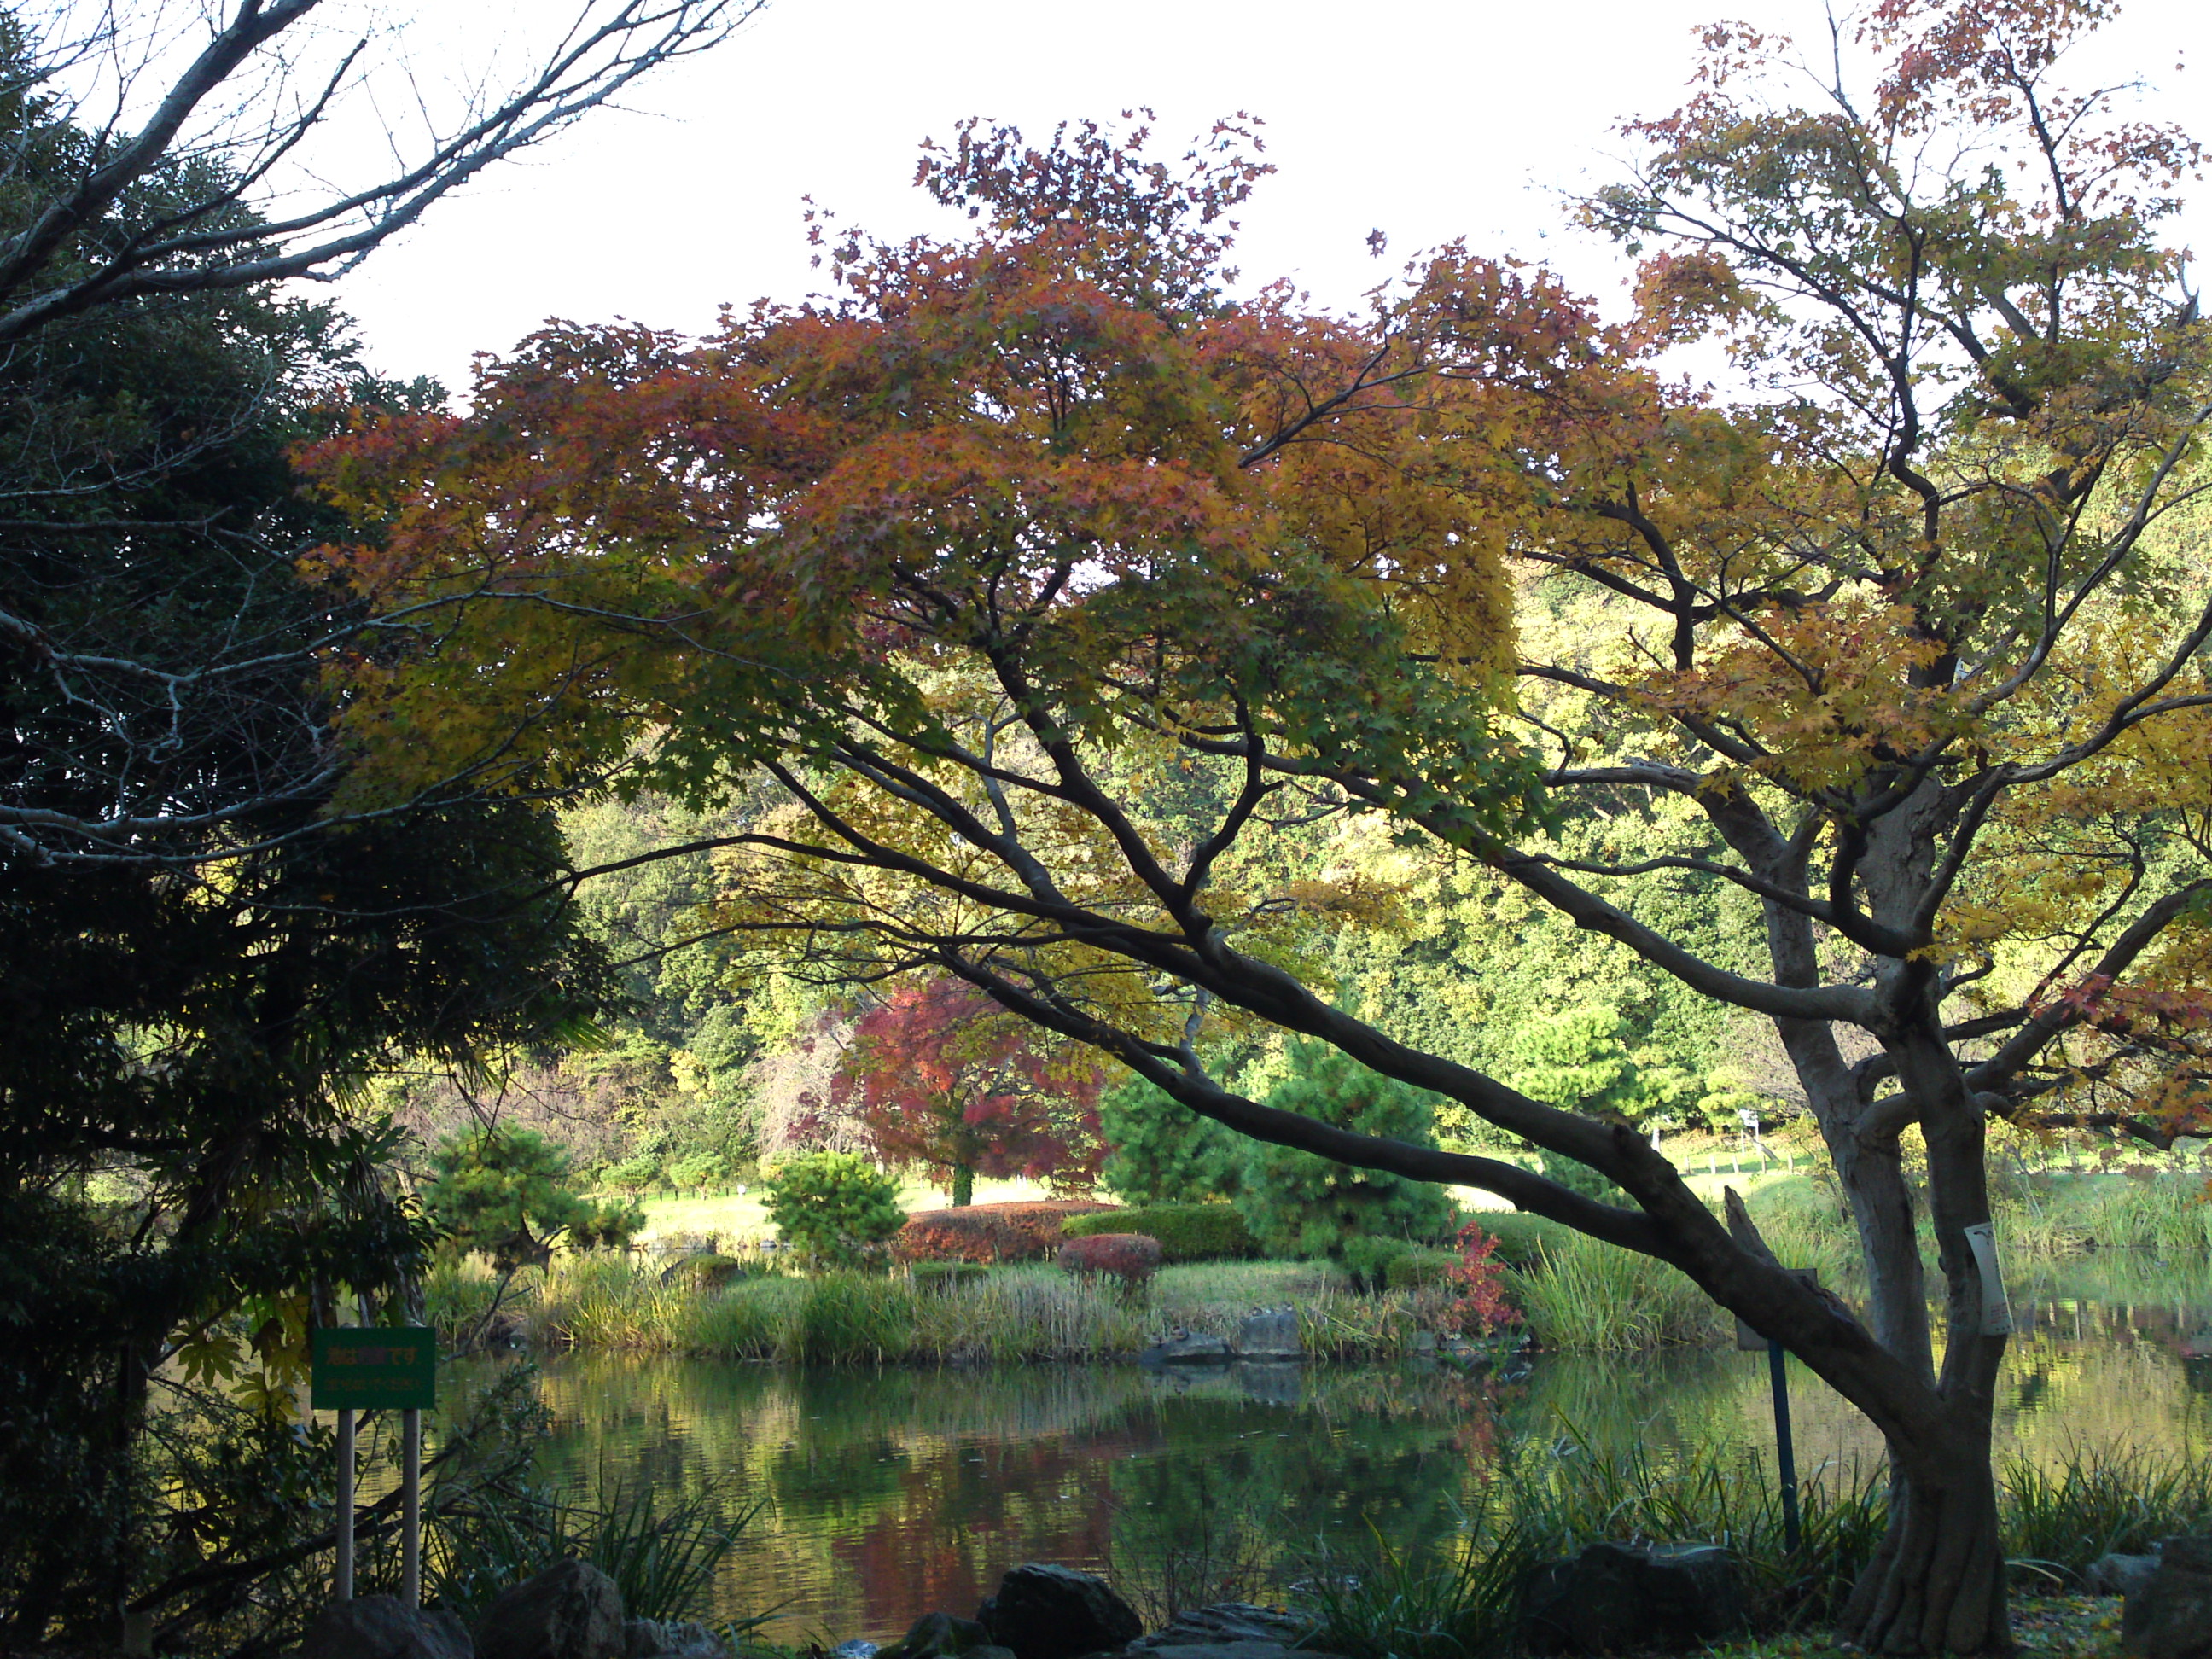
[329,0,2212,388]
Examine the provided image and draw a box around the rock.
[1521,1541,1744,1656]
[2090,1551,2163,1600]
[299,1596,474,1659]
[2124,1534,2212,1659]
[622,1617,725,1658]
[829,1644,881,1659]
[1138,1330,1232,1366]
[1131,1605,1318,1650]
[1232,1309,1301,1360]
[876,1611,994,1659]
[976,1563,1144,1659]
[474,1558,625,1659]
[1140,1644,1335,1659]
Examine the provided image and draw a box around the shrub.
[1231,1040,1457,1263]
[1062,1202,1260,1261]
[1098,1074,1247,1202]
[1471,1210,1574,1270]
[1382,1245,1459,1290]
[1434,1223,1518,1336]
[1058,1232,1163,1292]
[761,1152,906,1269]
[896,1199,1118,1263]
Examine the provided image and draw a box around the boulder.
[622,1617,725,1658]
[1130,1605,1314,1650]
[1521,1541,1744,1656]
[977,1563,1143,1659]
[474,1559,625,1659]
[828,1644,881,1659]
[876,1611,995,1659]
[300,1596,474,1659]
[1231,1310,1301,1360]
[2090,1551,2163,1600]
[1138,1330,1232,1366]
[2124,1534,2212,1659]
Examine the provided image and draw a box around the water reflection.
[448,1294,2212,1645]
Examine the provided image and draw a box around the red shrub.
[894,1200,1118,1264]
[1057,1232,1162,1284]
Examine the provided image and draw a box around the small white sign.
[1964,1222,2011,1336]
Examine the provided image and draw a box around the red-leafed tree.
[831,978,1106,1204]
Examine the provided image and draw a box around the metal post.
[335,1407,356,1600]
[1767,1340,1801,1553]
[402,1408,422,1607]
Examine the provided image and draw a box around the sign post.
[311,1328,436,1606]
[1734,1272,1819,1556]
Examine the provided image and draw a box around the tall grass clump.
[1297,1517,1538,1659]
[1511,1237,1720,1350]
[779,1272,917,1364]
[1301,1434,1883,1658]
[2003,1445,2212,1586]
[911,1267,1145,1361]
[431,1474,766,1627]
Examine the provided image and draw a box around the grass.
[1300,1430,2209,1659]
[422,1145,2212,1363]
[1509,1234,1723,1351]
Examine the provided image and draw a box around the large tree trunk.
[950,1162,975,1206]
[1842,1410,2010,1654]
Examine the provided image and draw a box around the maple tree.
[305,3,2212,1649]
[830,975,1105,1205]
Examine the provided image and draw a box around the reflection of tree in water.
[489,1318,2212,1642]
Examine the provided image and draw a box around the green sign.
[311,1327,436,1411]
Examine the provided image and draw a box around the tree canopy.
[306,6,2212,1650]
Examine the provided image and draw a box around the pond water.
[445,1272,2212,1645]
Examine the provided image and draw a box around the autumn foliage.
[830,977,1107,1204]
[1056,1232,1162,1290]
[894,1201,1116,1265]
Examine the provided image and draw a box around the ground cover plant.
[306,4,2212,1648]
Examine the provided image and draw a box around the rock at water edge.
[475,1558,625,1659]
[623,1617,727,1658]
[1138,1331,1232,1366]
[1522,1541,1743,1656]
[1232,1310,1301,1360]
[977,1563,1144,1659]
[876,1611,996,1659]
[2124,1534,2212,1659]
[300,1595,474,1659]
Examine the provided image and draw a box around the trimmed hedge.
[1061,1202,1260,1261]
[895,1200,1118,1264]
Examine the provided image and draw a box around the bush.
[1231,1040,1457,1264]
[1058,1232,1163,1290]
[1471,1211,1575,1270]
[896,1200,1118,1263]
[1098,1074,1247,1202]
[1382,1246,1459,1290]
[760,1152,906,1269]
[1062,1202,1260,1261]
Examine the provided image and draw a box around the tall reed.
[1510,1237,1721,1351]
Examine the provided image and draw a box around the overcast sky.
[329,0,2212,390]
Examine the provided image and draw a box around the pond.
[448,1272,2212,1645]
